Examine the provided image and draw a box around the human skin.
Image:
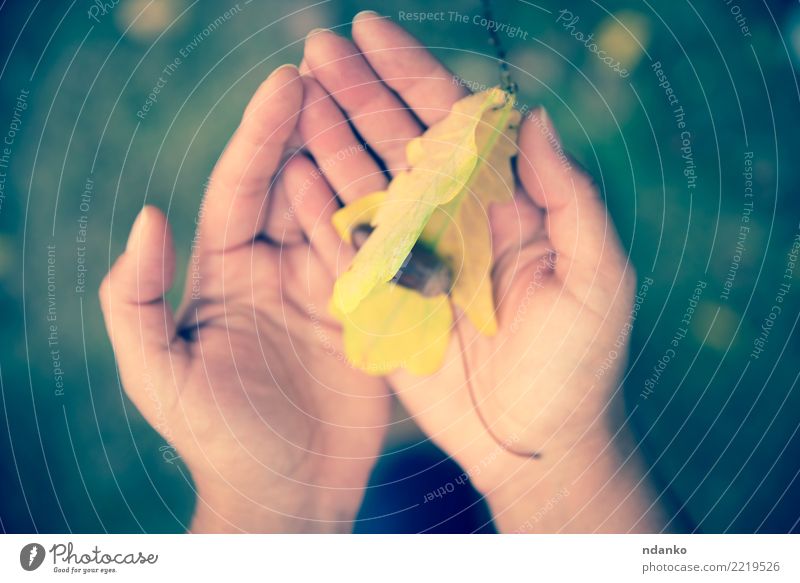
[100,64,391,533]
[100,12,665,533]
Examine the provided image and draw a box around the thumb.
[517,108,634,312]
[100,205,185,422]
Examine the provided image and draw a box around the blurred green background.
[1,0,799,533]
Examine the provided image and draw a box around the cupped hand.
[100,65,390,533]
[301,12,650,531]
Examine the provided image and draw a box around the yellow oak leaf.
[331,193,452,375]
[331,282,452,376]
[330,87,520,375]
[333,87,520,315]
[419,102,519,335]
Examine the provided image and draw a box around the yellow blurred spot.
[116,0,181,41]
[595,11,650,71]
[693,302,741,351]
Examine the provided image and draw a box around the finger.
[298,76,388,203]
[517,108,633,307]
[99,206,184,420]
[280,154,353,275]
[489,191,551,317]
[303,28,422,173]
[489,189,546,262]
[351,11,469,126]
[200,64,303,252]
[262,169,306,246]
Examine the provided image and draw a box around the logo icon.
[20,543,46,571]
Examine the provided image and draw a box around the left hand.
[100,64,390,532]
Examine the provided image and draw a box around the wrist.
[474,404,665,533]
[189,477,350,533]
[187,459,356,533]
[482,424,619,532]
[458,404,618,498]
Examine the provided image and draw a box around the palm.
[101,65,390,531]
[390,228,630,475]
[168,243,388,506]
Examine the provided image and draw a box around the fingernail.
[126,207,149,252]
[306,27,330,40]
[354,10,382,21]
[269,63,298,79]
[535,106,562,149]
